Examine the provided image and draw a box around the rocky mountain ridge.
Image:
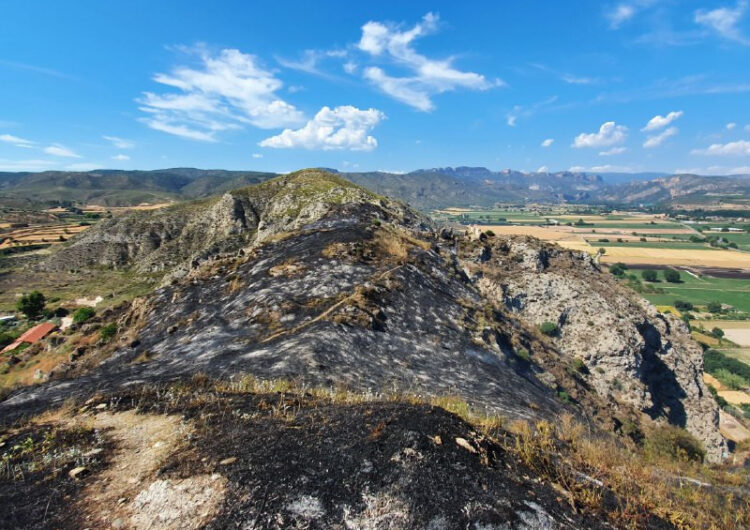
[3,170,725,464]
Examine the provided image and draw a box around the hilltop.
[0,169,744,528]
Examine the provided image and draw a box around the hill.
[0,170,743,528]
[2,166,749,211]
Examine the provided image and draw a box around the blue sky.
[1,1,750,175]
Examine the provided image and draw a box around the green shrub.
[663,268,681,283]
[568,357,588,375]
[713,369,748,390]
[674,300,693,311]
[515,346,530,361]
[539,321,559,336]
[704,350,750,382]
[710,327,724,340]
[706,301,722,313]
[16,291,46,319]
[484,230,495,237]
[644,425,706,463]
[557,391,571,403]
[99,322,117,342]
[72,307,96,324]
[609,262,627,276]
[641,270,658,282]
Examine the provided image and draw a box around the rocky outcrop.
[463,236,726,462]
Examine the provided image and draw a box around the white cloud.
[569,165,587,172]
[43,144,81,158]
[600,146,628,155]
[259,105,385,151]
[252,153,263,158]
[726,122,737,130]
[103,135,135,149]
[506,96,559,127]
[572,121,628,148]
[642,110,683,131]
[606,0,660,28]
[747,124,750,132]
[536,166,549,173]
[589,164,634,172]
[0,134,35,148]
[138,46,305,142]
[692,140,750,155]
[643,126,678,148]
[358,13,499,111]
[0,158,52,171]
[730,166,750,173]
[111,154,130,161]
[607,4,636,28]
[541,138,554,147]
[343,61,358,74]
[695,1,750,44]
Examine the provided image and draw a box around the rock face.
[461,236,726,462]
[3,170,725,463]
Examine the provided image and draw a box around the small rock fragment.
[455,437,477,453]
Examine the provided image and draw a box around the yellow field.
[0,224,90,249]
[83,202,172,212]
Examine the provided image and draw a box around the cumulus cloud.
[43,144,81,158]
[695,1,750,44]
[103,135,135,149]
[111,154,130,161]
[358,13,499,111]
[536,166,549,172]
[600,146,627,155]
[0,134,35,148]
[138,46,305,141]
[692,140,750,155]
[259,105,385,151]
[642,110,683,131]
[726,122,737,130]
[643,126,678,148]
[541,138,554,147]
[572,121,628,148]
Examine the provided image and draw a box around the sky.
[1,0,750,175]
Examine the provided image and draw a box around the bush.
[16,291,46,319]
[99,323,117,342]
[0,331,18,348]
[710,327,724,340]
[568,357,588,375]
[644,425,706,463]
[706,301,722,313]
[557,391,571,403]
[515,346,530,361]
[641,270,658,282]
[713,369,748,390]
[539,321,559,336]
[72,307,96,324]
[704,349,750,382]
[663,268,681,283]
[484,230,495,237]
[674,300,693,311]
[609,262,627,277]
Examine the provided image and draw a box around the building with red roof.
[1,322,57,354]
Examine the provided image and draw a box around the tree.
[706,301,722,313]
[663,268,681,283]
[610,262,627,277]
[711,327,725,340]
[641,270,658,282]
[674,300,693,311]
[16,291,46,319]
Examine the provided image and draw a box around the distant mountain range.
[1,166,748,210]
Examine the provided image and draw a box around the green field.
[636,271,750,313]
[720,348,750,365]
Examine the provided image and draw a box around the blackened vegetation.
[0,425,110,529]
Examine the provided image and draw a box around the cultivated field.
[0,224,90,249]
